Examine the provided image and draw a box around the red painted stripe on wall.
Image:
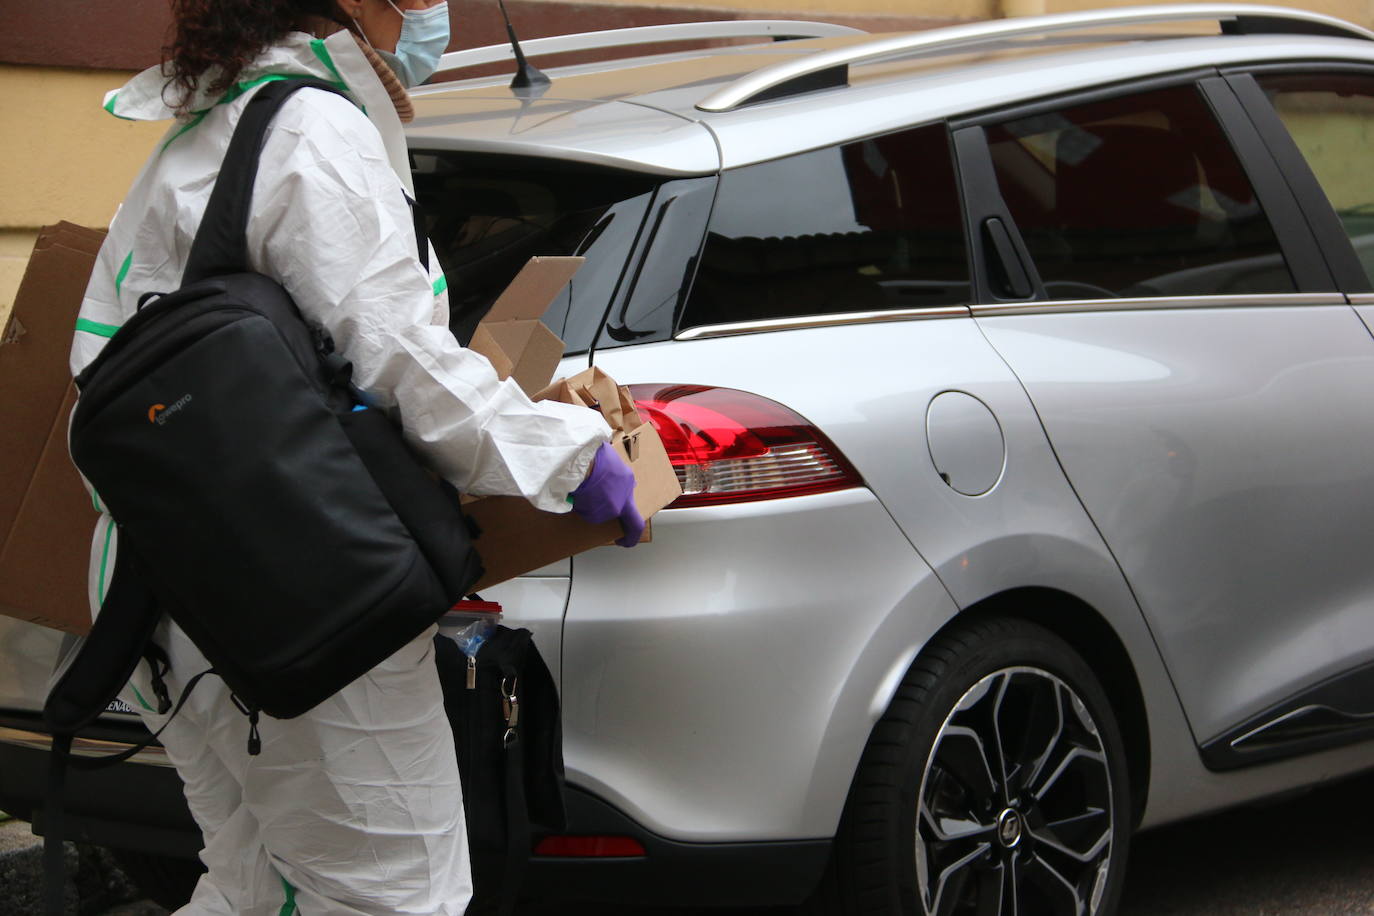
[1,0,959,72]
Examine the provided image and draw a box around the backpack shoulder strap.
[182,78,346,285]
[43,541,162,735]
[41,540,161,916]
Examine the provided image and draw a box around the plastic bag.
[438,600,503,659]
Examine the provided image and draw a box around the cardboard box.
[461,258,682,591]
[463,365,682,592]
[466,256,578,397]
[0,222,106,635]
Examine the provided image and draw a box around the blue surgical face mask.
[381,0,450,87]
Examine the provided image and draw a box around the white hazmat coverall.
[70,30,610,916]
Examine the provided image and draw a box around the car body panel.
[978,304,1374,743]
[412,35,1374,175]
[415,35,867,111]
[408,94,720,175]
[589,321,1188,834]
[560,487,950,840]
[482,570,571,682]
[1351,303,1374,341]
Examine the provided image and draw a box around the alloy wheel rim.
[914,666,1114,916]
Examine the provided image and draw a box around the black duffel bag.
[434,625,567,916]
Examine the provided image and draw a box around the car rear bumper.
[0,712,830,906]
[0,713,197,858]
[529,787,831,906]
[559,487,954,842]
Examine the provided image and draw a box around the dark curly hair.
[163,0,340,114]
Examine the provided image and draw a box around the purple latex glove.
[570,442,645,548]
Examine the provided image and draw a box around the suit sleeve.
[244,91,607,512]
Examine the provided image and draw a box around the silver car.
[5,5,1374,914]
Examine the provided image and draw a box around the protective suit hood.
[103,31,415,194]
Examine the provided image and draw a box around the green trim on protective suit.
[76,318,120,338]
[96,516,115,605]
[279,877,298,915]
[310,40,365,114]
[432,274,447,296]
[163,76,299,150]
[162,109,209,151]
[103,92,135,121]
[77,252,130,337]
[100,32,373,124]
[310,39,347,90]
[161,74,353,151]
[129,685,154,712]
[222,73,300,104]
[114,251,133,294]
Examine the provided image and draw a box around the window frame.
[949,68,1340,306]
[666,120,976,340]
[593,175,720,353]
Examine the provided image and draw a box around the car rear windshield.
[412,151,661,353]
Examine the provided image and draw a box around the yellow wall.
[0,66,163,329]
[1282,110,1374,206]
[3,0,1373,329]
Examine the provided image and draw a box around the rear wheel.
[808,616,1132,916]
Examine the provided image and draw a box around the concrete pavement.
[1119,769,1374,915]
[0,818,155,916]
[3,768,1370,914]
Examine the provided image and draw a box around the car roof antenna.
[495,0,550,93]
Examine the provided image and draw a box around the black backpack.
[62,77,482,726]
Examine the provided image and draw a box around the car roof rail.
[696,3,1374,112]
[430,20,867,77]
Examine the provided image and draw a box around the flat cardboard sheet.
[0,223,105,634]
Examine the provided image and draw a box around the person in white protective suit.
[69,0,643,913]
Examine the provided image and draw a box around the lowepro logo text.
[148,394,193,426]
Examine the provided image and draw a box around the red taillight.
[533,835,647,857]
[628,384,862,508]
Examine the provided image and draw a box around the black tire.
[807,616,1132,916]
[109,848,205,910]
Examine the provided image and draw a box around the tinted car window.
[1256,72,1374,284]
[412,152,658,352]
[679,122,968,331]
[986,84,1296,299]
[598,177,717,349]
